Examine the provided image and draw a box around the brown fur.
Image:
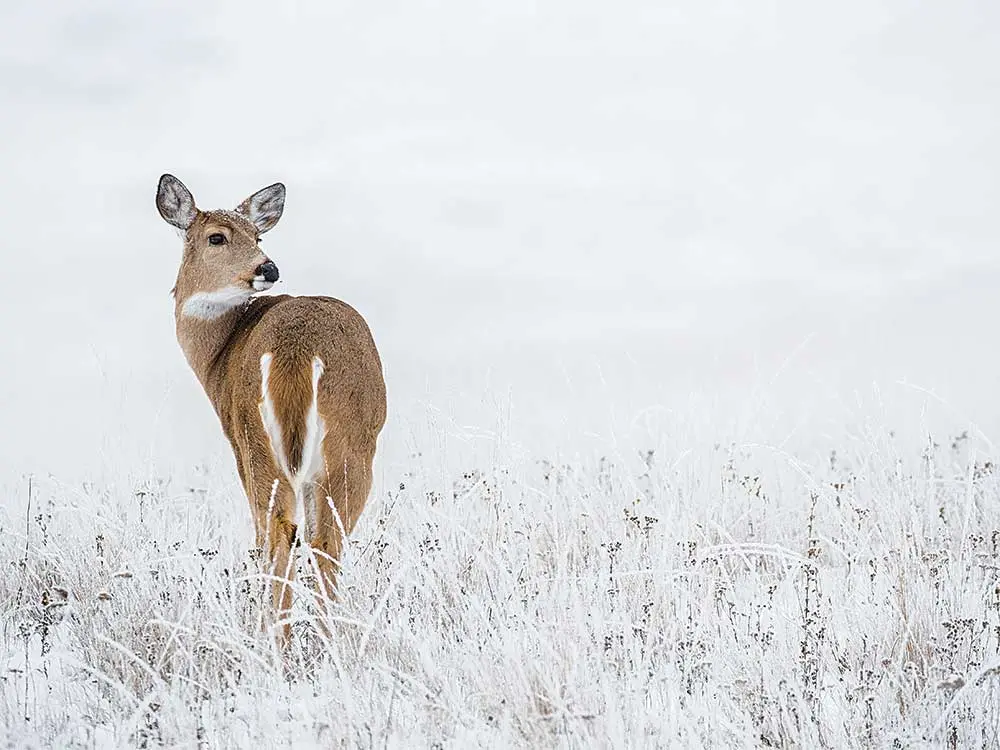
[160,176,386,645]
[266,349,313,475]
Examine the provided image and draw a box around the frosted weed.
[2,413,999,747]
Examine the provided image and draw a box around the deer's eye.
[208,233,226,246]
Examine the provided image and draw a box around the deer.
[155,174,386,644]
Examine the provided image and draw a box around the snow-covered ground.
[2,0,999,746]
[3,408,1000,747]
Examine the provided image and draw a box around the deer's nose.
[255,261,279,283]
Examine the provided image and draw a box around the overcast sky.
[2,0,998,481]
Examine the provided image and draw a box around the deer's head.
[157,174,285,319]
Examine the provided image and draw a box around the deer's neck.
[174,292,250,408]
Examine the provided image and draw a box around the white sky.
[2,0,999,481]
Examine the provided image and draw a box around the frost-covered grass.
[3,414,1000,748]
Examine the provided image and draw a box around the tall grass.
[2,408,999,748]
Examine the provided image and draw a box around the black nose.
[256,261,279,283]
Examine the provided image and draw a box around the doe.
[156,174,386,642]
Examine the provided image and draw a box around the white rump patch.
[258,353,327,546]
[181,285,251,320]
[258,353,291,479]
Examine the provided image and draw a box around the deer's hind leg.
[236,429,298,647]
[306,444,375,623]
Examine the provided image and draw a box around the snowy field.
[3,0,1000,747]
[3,403,1000,747]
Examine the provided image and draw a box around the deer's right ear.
[156,174,197,231]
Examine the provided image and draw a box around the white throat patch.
[181,285,252,320]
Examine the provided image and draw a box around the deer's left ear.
[236,183,285,234]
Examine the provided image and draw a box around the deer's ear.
[156,174,197,231]
[236,183,285,234]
